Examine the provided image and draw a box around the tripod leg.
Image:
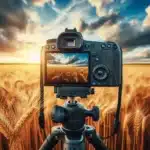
[39,126,65,150]
[84,125,109,150]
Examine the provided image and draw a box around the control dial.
[93,65,109,81]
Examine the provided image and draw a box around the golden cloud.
[88,0,114,16]
[32,0,55,7]
[143,6,150,27]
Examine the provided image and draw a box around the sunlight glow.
[16,45,41,63]
[28,50,40,63]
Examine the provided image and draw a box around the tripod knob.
[85,106,100,121]
[51,105,68,123]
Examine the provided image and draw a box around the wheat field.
[46,65,88,84]
[0,64,150,150]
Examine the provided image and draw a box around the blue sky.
[0,0,150,63]
[21,0,150,42]
[34,0,150,24]
[33,0,149,19]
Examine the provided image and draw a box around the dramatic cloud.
[0,0,46,52]
[0,0,28,51]
[115,27,150,49]
[78,5,150,50]
[106,6,150,49]
[78,13,122,32]
[100,22,150,49]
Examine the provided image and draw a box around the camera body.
[42,28,122,87]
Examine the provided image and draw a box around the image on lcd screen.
[46,53,89,84]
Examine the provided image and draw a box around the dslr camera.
[41,28,122,87]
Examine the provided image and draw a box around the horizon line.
[0,62,150,65]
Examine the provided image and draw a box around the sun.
[27,50,40,63]
[18,46,41,63]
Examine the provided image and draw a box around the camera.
[39,28,123,150]
[41,28,122,87]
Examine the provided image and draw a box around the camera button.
[85,44,90,49]
[107,44,111,48]
[113,44,118,49]
[46,45,50,49]
[51,45,56,49]
[95,58,99,61]
[92,82,96,85]
[101,44,106,48]
[93,65,109,81]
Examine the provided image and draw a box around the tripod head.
[39,87,109,150]
[39,85,122,137]
[39,86,122,150]
[51,96,99,129]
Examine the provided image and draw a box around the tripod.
[39,87,109,150]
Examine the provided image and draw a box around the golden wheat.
[0,64,149,150]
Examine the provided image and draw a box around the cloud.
[75,59,88,66]
[116,28,150,49]
[113,6,150,49]
[135,49,150,58]
[0,0,90,52]
[77,5,150,50]
[0,0,28,52]
[32,0,55,7]
[123,47,150,63]
[48,54,86,65]
[88,0,114,16]
[102,21,150,49]
[25,9,41,23]
[0,0,47,52]
[143,5,150,27]
[77,13,122,32]
[22,0,28,5]
[66,56,80,64]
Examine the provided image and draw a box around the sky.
[48,53,88,65]
[0,0,150,63]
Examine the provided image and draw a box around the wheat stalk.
[10,108,38,144]
[0,113,13,139]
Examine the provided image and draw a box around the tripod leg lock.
[39,126,65,150]
[84,125,109,150]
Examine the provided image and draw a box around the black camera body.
[42,28,122,87]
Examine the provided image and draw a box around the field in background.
[46,65,88,84]
[0,64,150,150]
